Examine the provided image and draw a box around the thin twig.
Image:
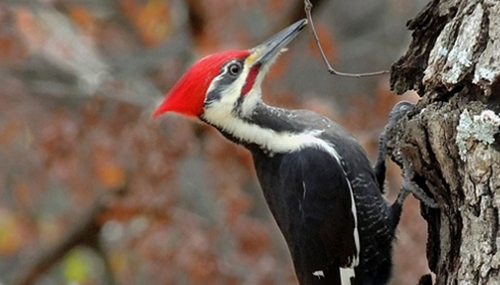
[304,0,389,78]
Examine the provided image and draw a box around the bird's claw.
[400,180,439,208]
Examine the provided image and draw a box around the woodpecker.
[153,19,405,285]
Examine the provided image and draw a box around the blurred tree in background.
[0,0,429,284]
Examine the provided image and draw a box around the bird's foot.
[399,180,439,208]
[374,101,416,191]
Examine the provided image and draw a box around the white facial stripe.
[206,59,241,95]
[205,69,244,115]
[204,50,277,119]
[205,59,249,104]
[205,61,262,120]
[240,89,260,117]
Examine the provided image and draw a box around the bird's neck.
[202,102,321,155]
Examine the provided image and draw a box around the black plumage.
[216,103,401,285]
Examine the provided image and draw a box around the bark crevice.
[389,0,500,284]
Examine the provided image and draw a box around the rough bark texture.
[389,0,500,284]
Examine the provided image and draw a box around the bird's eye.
[228,63,242,76]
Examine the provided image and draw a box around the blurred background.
[0,0,429,284]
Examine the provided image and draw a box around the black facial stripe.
[204,59,246,106]
[232,96,245,116]
[204,85,224,106]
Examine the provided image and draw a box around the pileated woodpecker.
[153,19,407,285]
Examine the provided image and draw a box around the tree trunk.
[389,0,500,284]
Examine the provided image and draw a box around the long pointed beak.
[252,19,307,66]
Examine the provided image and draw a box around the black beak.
[252,19,307,66]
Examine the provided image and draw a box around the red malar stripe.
[241,64,261,96]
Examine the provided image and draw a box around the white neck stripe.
[204,110,326,154]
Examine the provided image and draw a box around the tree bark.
[389,0,500,284]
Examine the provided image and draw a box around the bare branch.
[304,0,389,78]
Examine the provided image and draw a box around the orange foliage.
[95,163,127,190]
[120,0,172,47]
[266,0,286,14]
[0,118,23,145]
[15,7,44,47]
[0,210,23,255]
[13,182,35,210]
[0,34,27,62]
[68,6,95,35]
[232,216,271,259]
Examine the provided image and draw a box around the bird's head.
[152,19,307,124]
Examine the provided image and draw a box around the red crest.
[152,50,250,118]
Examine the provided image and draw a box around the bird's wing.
[279,146,360,285]
[297,147,359,267]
